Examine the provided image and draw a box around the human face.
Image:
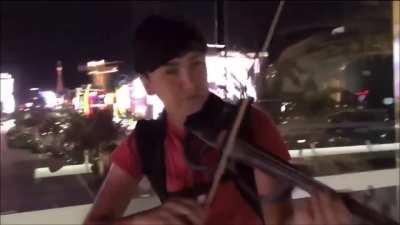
[141,51,209,116]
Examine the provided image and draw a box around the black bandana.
[133,15,207,75]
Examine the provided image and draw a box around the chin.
[184,96,207,115]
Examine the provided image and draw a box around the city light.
[115,84,131,112]
[0,73,15,113]
[254,58,260,74]
[0,119,16,131]
[40,91,58,108]
[87,59,105,67]
[383,97,394,105]
[332,26,345,35]
[207,43,226,48]
[104,93,114,105]
[87,67,118,75]
[147,94,164,119]
[205,53,257,101]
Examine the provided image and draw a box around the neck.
[164,92,212,129]
[165,109,186,130]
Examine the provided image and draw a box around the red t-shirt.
[112,105,290,225]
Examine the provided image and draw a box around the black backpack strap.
[184,94,265,222]
[134,112,168,202]
[233,107,265,223]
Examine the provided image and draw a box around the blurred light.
[73,98,80,111]
[104,93,114,105]
[355,90,369,96]
[280,104,286,112]
[0,73,12,79]
[115,84,131,110]
[30,88,39,91]
[56,97,64,106]
[358,95,367,102]
[207,44,225,48]
[40,91,58,108]
[0,119,16,131]
[147,95,164,119]
[112,117,122,124]
[131,78,147,98]
[254,58,260,74]
[383,97,394,105]
[34,163,93,179]
[205,54,257,100]
[25,102,33,108]
[127,120,137,130]
[246,52,269,58]
[331,26,345,35]
[297,139,307,144]
[134,105,147,117]
[87,60,105,67]
[83,84,92,115]
[361,70,372,76]
[88,67,118,75]
[0,73,15,113]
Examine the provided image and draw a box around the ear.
[140,75,155,95]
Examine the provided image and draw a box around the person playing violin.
[83,15,352,225]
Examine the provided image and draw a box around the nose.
[179,67,196,93]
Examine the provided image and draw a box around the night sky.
[1,1,389,103]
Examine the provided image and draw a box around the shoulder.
[247,104,291,161]
[247,104,280,135]
[111,131,143,178]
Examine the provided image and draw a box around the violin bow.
[204,98,251,208]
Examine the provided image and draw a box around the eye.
[190,60,205,69]
[164,67,179,75]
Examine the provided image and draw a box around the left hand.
[288,191,353,225]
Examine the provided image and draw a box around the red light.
[355,90,369,96]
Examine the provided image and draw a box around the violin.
[183,93,399,225]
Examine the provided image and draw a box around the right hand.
[133,197,206,225]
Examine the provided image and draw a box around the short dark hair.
[133,15,207,75]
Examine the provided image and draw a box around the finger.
[197,194,206,205]
[333,196,352,225]
[159,210,186,225]
[163,207,198,225]
[310,192,325,224]
[164,200,204,225]
[317,191,340,224]
[292,198,314,225]
[174,198,205,219]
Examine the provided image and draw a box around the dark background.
[0,1,390,103]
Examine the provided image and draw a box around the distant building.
[0,73,15,114]
[78,60,122,91]
[56,60,64,94]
